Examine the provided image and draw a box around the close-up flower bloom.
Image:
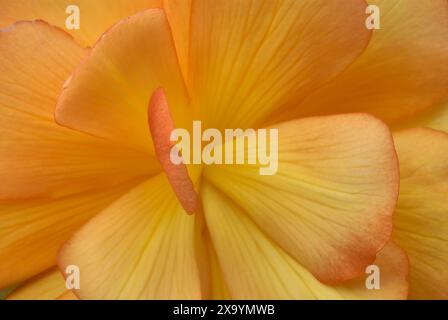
[0,0,447,300]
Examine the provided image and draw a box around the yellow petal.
[393,128,448,299]
[299,0,448,125]
[55,9,192,154]
[202,183,408,300]
[6,268,66,300]
[394,99,448,133]
[188,0,371,129]
[58,174,201,300]
[0,182,138,288]
[0,21,158,199]
[204,114,399,284]
[0,0,162,47]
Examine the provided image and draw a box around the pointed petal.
[55,9,192,154]
[204,114,399,284]
[0,0,162,47]
[299,0,448,124]
[202,183,408,299]
[188,0,371,129]
[393,128,448,299]
[6,268,66,300]
[0,21,158,199]
[0,182,137,288]
[58,174,202,300]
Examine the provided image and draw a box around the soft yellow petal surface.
[0,0,162,47]
[0,182,138,288]
[0,21,158,199]
[393,128,448,299]
[298,0,448,125]
[55,9,192,154]
[6,268,67,300]
[202,183,409,300]
[204,114,399,284]
[188,0,371,129]
[58,174,201,300]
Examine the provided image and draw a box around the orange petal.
[0,182,138,288]
[202,182,408,299]
[204,114,399,284]
[163,0,192,79]
[6,268,67,300]
[57,291,78,300]
[148,88,199,214]
[0,21,158,199]
[55,9,192,154]
[393,128,448,299]
[298,0,448,125]
[187,0,371,129]
[58,174,202,300]
[0,0,162,47]
[394,99,448,133]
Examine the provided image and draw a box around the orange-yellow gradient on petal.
[0,0,162,47]
[204,114,399,284]
[296,0,448,125]
[187,0,372,129]
[202,182,408,299]
[58,174,201,300]
[393,128,448,300]
[6,268,75,300]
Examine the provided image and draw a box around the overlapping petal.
[58,174,201,300]
[0,0,162,47]
[395,100,448,133]
[204,114,399,283]
[298,0,448,125]
[0,182,138,288]
[202,182,408,299]
[0,21,159,199]
[55,9,192,154]
[187,0,372,129]
[6,268,68,300]
[392,128,448,299]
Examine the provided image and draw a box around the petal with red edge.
[55,9,192,154]
[202,183,408,299]
[204,114,399,284]
[0,21,159,200]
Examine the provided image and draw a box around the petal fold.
[299,0,448,124]
[204,114,399,283]
[55,9,192,154]
[0,21,158,199]
[0,183,137,288]
[188,0,371,129]
[202,183,408,299]
[393,128,448,299]
[58,174,202,300]
[6,268,67,300]
[0,0,162,47]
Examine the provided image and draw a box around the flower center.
[147,88,200,214]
